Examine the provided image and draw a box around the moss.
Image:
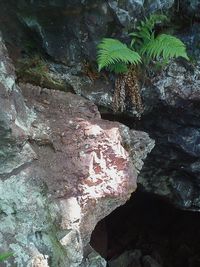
[16,55,70,91]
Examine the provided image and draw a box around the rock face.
[1,0,200,214]
[137,56,200,210]
[108,0,174,27]
[0,0,174,65]
[108,250,162,267]
[178,0,200,19]
[0,35,154,266]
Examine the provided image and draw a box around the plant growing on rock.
[0,252,13,262]
[97,14,189,116]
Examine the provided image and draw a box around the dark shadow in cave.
[90,190,200,267]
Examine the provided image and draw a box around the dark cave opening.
[90,190,200,267]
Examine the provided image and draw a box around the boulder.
[0,0,174,65]
[0,35,154,266]
[138,54,200,210]
[178,0,200,19]
[108,0,174,27]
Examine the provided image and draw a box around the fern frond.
[130,14,169,48]
[140,34,189,60]
[97,38,141,72]
[146,14,169,31]
[108,63,129,74]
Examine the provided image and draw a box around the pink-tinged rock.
[20,85,139,244]
[0,33,154,266]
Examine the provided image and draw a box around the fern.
[130,14,169,47]
[140,34,189,60]
[130,14,188,62]
[97,15,189,75]
[108,62,129,74]
[96,14,189,116]
[97,38,141,73]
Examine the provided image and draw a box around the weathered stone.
[15,0,113,64]
[108,249,142,267]
[0,0,174,66]
[178,0,200,19]
[143,255,162,267]
[137,53,200,210]
[153,61,200,107]
[108,0,174,27]
[0,35,154,266]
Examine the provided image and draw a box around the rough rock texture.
[178,0,200,19]
[108,0,174,27]
[108,250,162,267]
[1,0,200,216]
[0,0,175,116]
[137,56,200,210]
[0,0,174,65]
[0,35,154,266]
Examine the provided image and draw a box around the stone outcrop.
[108,249,162,267]
[0,35,154,266]
[178,0,200,19]
[1,0,200,229]
[0,0,174,65]
[138,54,200,210]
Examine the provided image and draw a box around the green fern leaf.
[108,62,129,74]
[147,14,169,30]
[0,252,13,262]
[97,38,141,72]
[130,14,169,49]
[140,34,189,60]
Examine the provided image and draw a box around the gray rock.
[137,56,200,210]
[108,0,174,27]
[143,255,162,267]
[0,35,154,266]
[179,0,200,19]
[0,0,174,65]
[108,249,142,267]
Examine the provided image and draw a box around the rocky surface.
[0,35,154,266]
[108,250,162,267]
[135,57,200,211]
[1,0,200,213]
[178,0,200,19]
[108,0,174,27]
[0,0,174,64]
[0,0,176,115]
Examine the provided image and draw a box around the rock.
[142,255,162,267]
[0,0,174,66]
[108,0,174,27]
[136,48,200,210]
[80,249,107,267]
[0,33,36,176]
[108,250,163,267]
[108,249,142,267]
[178,0,200,19]
[0,35,154,266]
[153,61,200,107]
[9,0,113,64]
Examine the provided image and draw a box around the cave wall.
[0,31,154,266]
[1,0,200,265]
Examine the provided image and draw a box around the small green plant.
[130,14,189,63]
[16,55,65,91]
[97,14,189,74]
[97,38,141,73]
[0,252,13,262]
[96,14,189,116]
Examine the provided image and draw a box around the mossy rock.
[16,55,73,92]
